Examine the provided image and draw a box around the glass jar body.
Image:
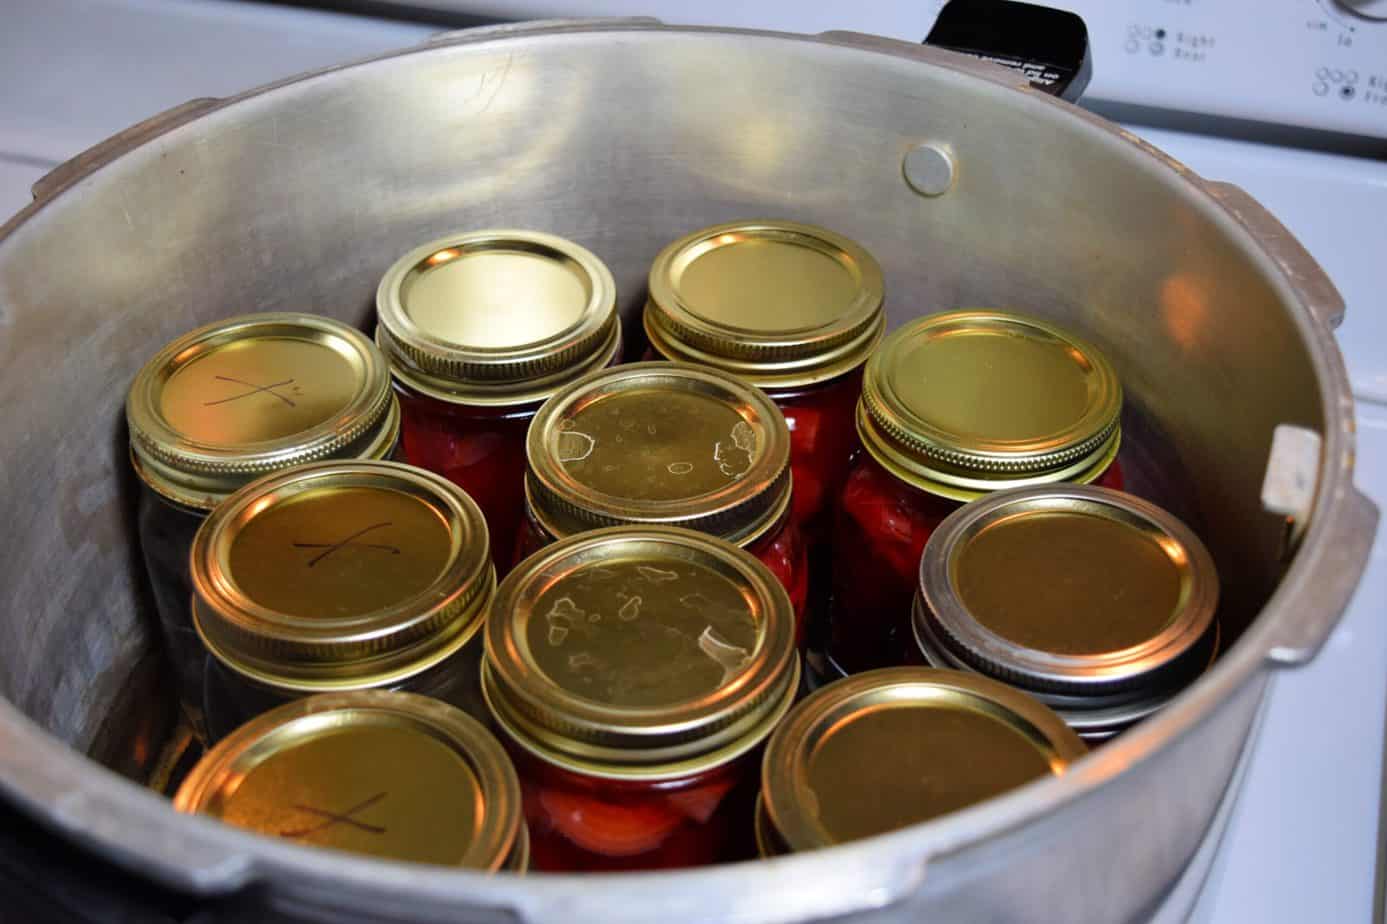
[760,371,864,541]
[514,508,810,647]
[510,746,759,871]
[202,637,486,743]
[828,453,1124,675]
[136,482,212,738]
[392,381,534,575]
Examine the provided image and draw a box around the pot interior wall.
[0,31,1321,772]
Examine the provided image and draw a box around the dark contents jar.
[175,691,528,871]
[517,362,809,644]
[643,220,884,542]
[757,667,1085,856]
[125,313,400,738]
[483,526,800,872]
[375,230,621,575]
[914,485,1220,742]
[828,310,1126,676]
[191,461,494,742]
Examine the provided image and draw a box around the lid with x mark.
[191,460,493,691]
[174,691,526,869]
[126,313,400,511]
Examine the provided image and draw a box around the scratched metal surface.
[0,21,1374,924]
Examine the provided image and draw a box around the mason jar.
[757,667,1085,856]
[913,485,1220,742]
[175,690,527,871]
[125,313,400,738]
[483,526,800,872]
[828,310,1126,676]
[190,460,494,742]
[643,220,884,542]
[375,230,621,574]
[516,362,809,644]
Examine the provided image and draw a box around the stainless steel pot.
[0,19,1376,923]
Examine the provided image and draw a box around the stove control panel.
[1020,0,1387,138]
[406,0,1387,139]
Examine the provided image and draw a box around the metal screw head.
[903,143,956,197]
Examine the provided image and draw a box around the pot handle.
[1264,482,1379,667]
[30,97,222,204]
[424,16,664,47]
[1204,181,1346,329]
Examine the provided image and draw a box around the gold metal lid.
[126,313,399,511]
[375,230,620,406]
[482,526,800,780]
[525,362,793,546]
[916,485,1219,698]
[191,461,494,692]
[645,220,885,388]
[760,667,1085,852]
[858,310,1123,500]
[174,691,523,870]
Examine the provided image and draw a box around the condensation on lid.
[525,362,792,546]
[482,526,799,778]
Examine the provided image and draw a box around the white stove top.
[2,2,1384,920]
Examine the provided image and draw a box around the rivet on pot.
[903,143,956,197]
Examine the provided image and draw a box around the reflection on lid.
[760,668,1084,851]
[401,248,592,350]
[955,510,1185,655]
[645,220,885,387]
[222,722,483,863]
[857,310,1123,499]
[917,485,1219,700]
[174,692,521,869]
[162,338,355,444]
[807,702,1055,843]
[375,230,620,405]
[126,313,397,509]
[191,461,493,691]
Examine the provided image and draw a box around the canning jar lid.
[174,691,526,870]
[645,220,885,388]
[915,485,1219,701]
[911,602,1220,741]
[857,310,1123,500]
[375,230,620,406]
[525,362,793,547]
[760,667,1084,852]
[191,460,494,691]
[482,526,800,780]
[126,313,399,511]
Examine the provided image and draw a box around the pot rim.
[0,19,1374,922]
